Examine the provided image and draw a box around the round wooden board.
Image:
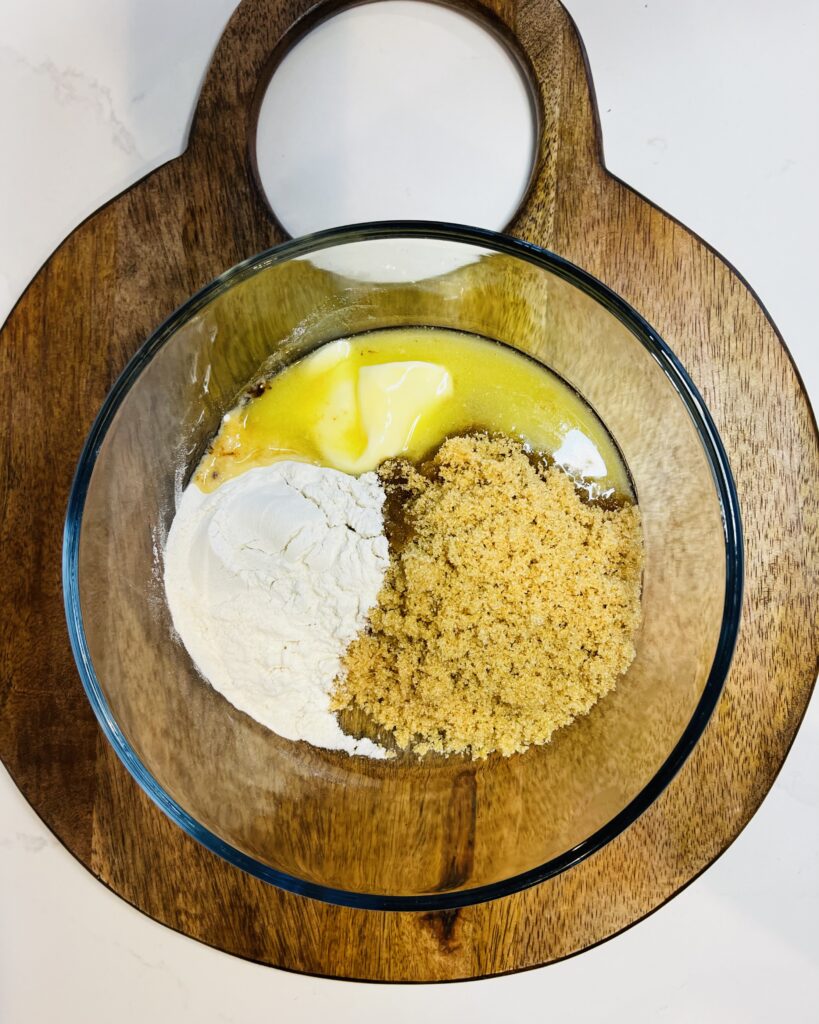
[1,0,817,982]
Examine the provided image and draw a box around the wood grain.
[1,0,817,981]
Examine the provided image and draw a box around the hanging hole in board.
[252,1,541,237]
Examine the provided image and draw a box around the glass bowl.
[64,222,742,910]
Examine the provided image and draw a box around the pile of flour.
[163,461,390,757]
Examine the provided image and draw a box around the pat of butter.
[314,360,453,472]
[356,362,453,469]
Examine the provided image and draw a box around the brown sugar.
[332,433,643,758]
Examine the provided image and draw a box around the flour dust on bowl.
[64,223,742,910]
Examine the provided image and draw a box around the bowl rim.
[63,220,744,911]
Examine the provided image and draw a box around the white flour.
[163,461,390,757]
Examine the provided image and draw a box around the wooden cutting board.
[1,0,817,981]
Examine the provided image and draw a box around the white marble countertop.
[1,1,817,1019]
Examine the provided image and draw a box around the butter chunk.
[355,361,453,470]
[314,360,453,473]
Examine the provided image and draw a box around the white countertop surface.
[1,1,817,1019]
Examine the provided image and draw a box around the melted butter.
[196,328,631,497]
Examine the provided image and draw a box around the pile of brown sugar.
[332,433,643,759]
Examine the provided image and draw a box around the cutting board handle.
[185,0,601,244]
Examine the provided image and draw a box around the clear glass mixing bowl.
[64,223,742,910]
